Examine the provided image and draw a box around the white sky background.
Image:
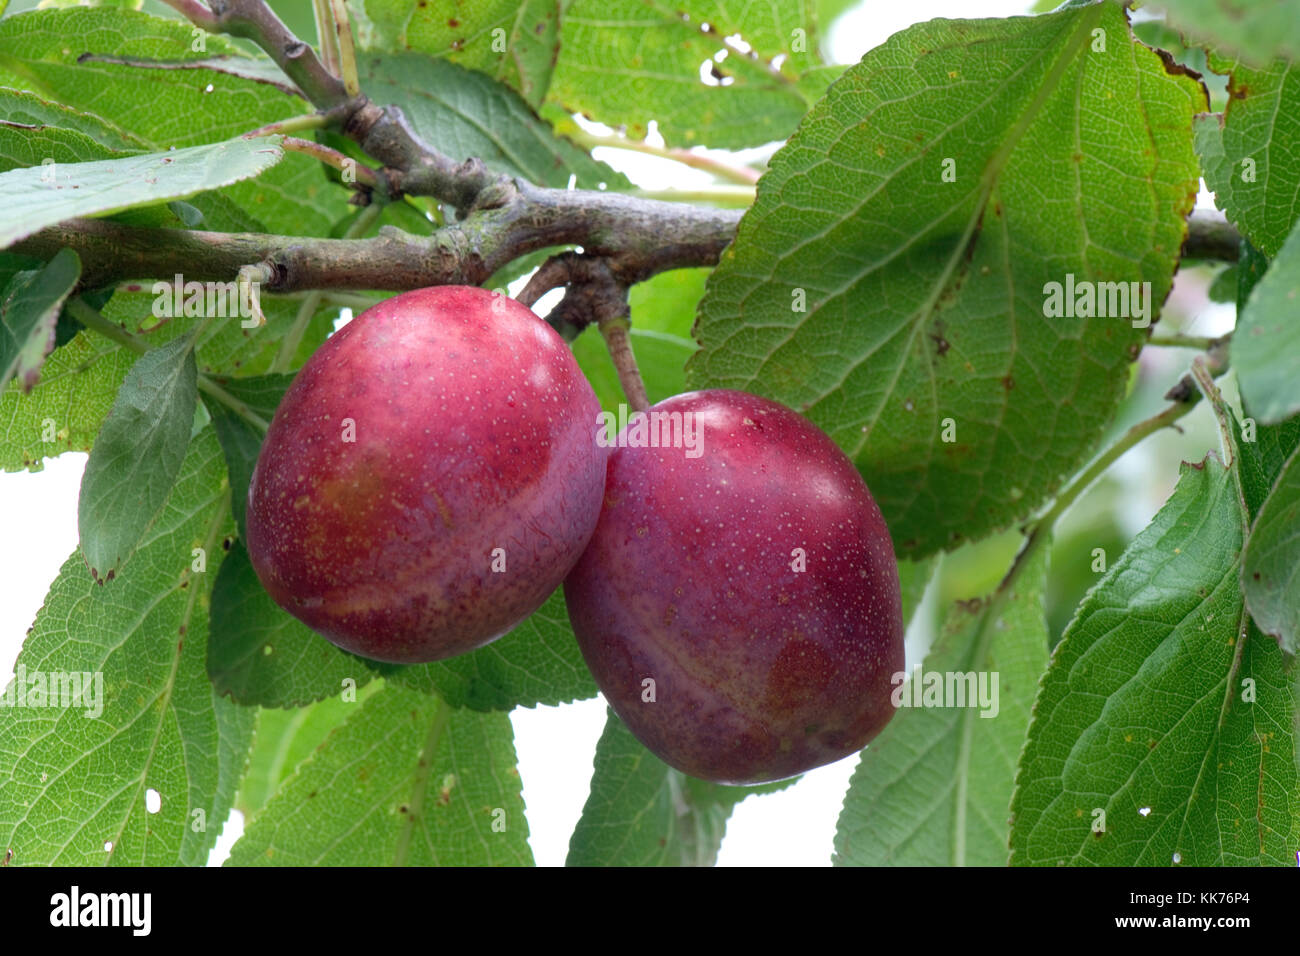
[0,0,1111,867]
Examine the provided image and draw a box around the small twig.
[187,0,348,107]
[516,251,630,336]
[632,186,756,206]
[1163,337,1230,403]
[1147,330,1223,350]
[328,0,361,98]
[281,135,382,191]
[985,387,1205,623]
[158,0,218,30]
[313,0,340,76]
[516,254,580,309]
[601,318,650,413]
[567,128,761,185]
[516,252,647,408]
[1189,357,1236,467]
[243,113,330,138]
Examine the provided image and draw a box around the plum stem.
[600,317,651,414]
[515,253,650,410]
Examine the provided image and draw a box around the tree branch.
[15,184,743,293]
[199,0,347,106]
[1183,209,1240,262]
[90,0,1239,304]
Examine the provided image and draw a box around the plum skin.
[245,285,607,664]
[564,389,904,785]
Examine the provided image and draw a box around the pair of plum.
[245,286,904,784]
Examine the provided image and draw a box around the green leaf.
[0,285,309,477]
[0,247,80,392]
[1233,220,1300,425]
[834,544,1048,866]
[0,329,133,472]
[0,136,285,249]
[1009,456,1298,866]
[1148,1,1300,67]
[566,709,795,866]
[548,0,840,149]
[0,8,341,238]
[629,266,709,336]
[77,333,197,583]
[358,52,627,190]
[102,284,335,378]
[199,372,293,538]
[1195,56,1300,257]
[227,684,532,866]
[1231,386,1300,521]
[0,428,255,866]
[0,87,146,169]
[688,3,1204,558]
[375,588,598,711]
[234,682,382,818]
[362,0,565,107]
[208,541,377,708]
[1131,19,1229,111]
[1243,444,1300,654]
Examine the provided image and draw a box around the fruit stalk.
[599,317,650,414]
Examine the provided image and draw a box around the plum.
[564,389,904,784]
[245,285,607,664]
